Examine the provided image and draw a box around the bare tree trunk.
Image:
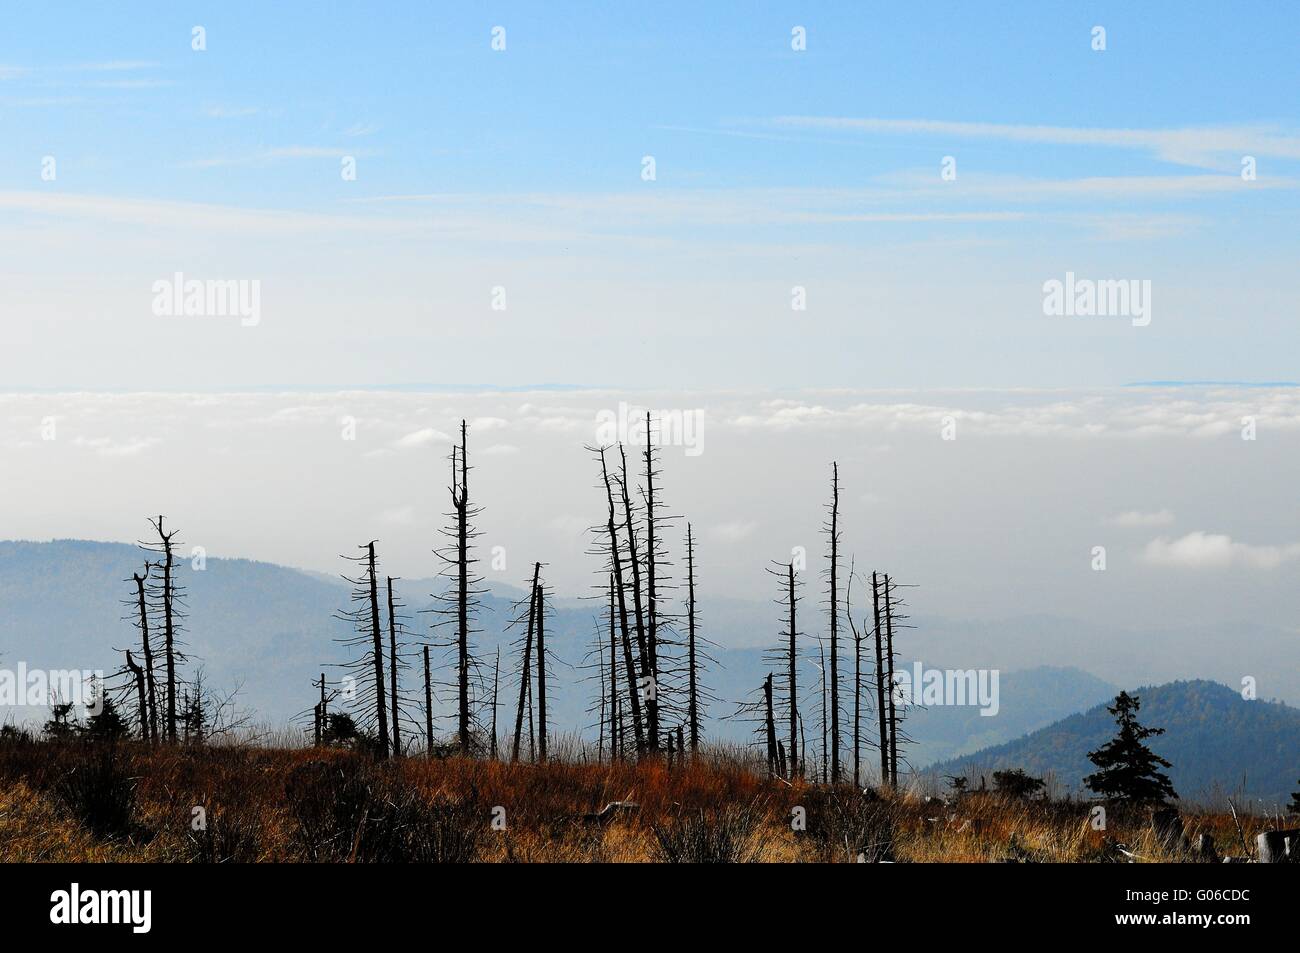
[828,462,841,784]
[872,571,888,788]
[884,573,898,788]
[596,636,607,762]
[423,646,433,755]
[608,573,619,761]
[454,421,471,754]
[642,415,661,751]
[366,543,389,758]
[526,660,535,761]
[156,517,178,742]
[386,577,401,758]
[132,567,158,743]
[614,692,622,757]
[125,651,147,739]
[511,564,540,762]
[818,638,828,784]
[787,561,799,778]
[490,646,500,760]
[617,445,656,751]
[799,711,808,778]
[763,673,778,778]
[600,448,645,754]
[535,575,547,762]
[686,524,700,754]
[316,672,326,746]
[853,590,862,790]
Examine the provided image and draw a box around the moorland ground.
[0,736,1282,863]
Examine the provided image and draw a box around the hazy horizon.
[2,3,1296,742]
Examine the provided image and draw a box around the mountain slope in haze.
[931,680,1300,807]
[0,540,1119,761]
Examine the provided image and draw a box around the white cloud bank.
[1143,532,1300,570]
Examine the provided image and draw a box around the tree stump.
[1256,829,1298,863]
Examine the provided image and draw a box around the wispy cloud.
[204,105,263,119]
[70,60,160,72]
[185,146,374,168]
[0,191,412,234]
[394,428,449,449]
[85,78,173,89]
[769,117,1300,170]
[1109,509,1175,528]
[71,435,160,457]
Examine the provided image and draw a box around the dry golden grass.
[0,737,1280,862]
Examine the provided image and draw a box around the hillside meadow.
[0,736,1286,863]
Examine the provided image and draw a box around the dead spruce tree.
[642,417,694,752]
[534,573,551,762]
[583,572,629,762]
[489,646,500,759]
[765,559,803,779]
[816,634,829,783]
[871,571,889,787]
[763,673,779,778]
[431,420,486,756]
[638,413,692,750]
[124,650,148,739]
[642,413,662,746]
[139,517,187,741]
[608,574,624,759]
[303,674,347,747]
[582,605,615,762]
[882,574,916,786]
[684,523,715,755]
[884,573,898,786]
[510,563,541,762]
[615,444,656,751]
[580,573,622,762]
[845,562,874,790]
[126,562,159,743]
[590,445,646,755]
[823,463,842,783]
[385,576,413,758]
[422,646,434,754]
[333,541,389,757]
[314,672,327,746]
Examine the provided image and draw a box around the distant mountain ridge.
[0,540,1158,771]
[930,680,1300,807]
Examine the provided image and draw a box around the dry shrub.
[185,805,264,863]
[286,758,485,862]
[796,787,896,862]
[53,743,142,840]
[651,799,769,863]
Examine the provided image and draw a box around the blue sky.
[3,6,1300,695]
[2,2,1298,388]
